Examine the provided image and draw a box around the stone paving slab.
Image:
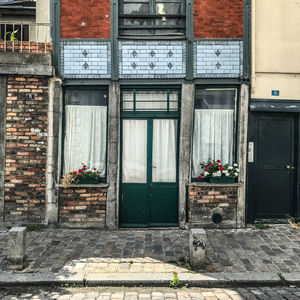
[0,225,299,275]
[1,271,300,288]
[1,286,300,300]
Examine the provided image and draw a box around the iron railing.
[0,22,52,53]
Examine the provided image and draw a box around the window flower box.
[197,159,239,184]
[78,177,100,185]
[209,177,235,184]
[61,164,103,187]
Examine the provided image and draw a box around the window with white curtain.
[192,88,237,178]
[63,89,108,178]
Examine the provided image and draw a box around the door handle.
[152,166,156,168]
[286,165,295,170]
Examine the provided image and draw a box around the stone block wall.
[59,187,107,228]
[4,76,49,224]
[60,0,110,39]
[194,0,244,38]
[188,184,239,229]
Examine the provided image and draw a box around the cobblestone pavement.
[0,225,299,274]
[1,286,300,300]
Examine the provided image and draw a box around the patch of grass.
[166,260,177,264]
[22,224,46,232]
[169,272,180,288]
[253,223,270,230]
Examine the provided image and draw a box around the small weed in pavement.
[277,272,287,286]
[253,223,270,230]
[169,272,180,288]
[288,217,300,230]
[22,224,45,232]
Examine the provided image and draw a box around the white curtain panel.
[63,105,107,176]
[192,109,234,177]
[152,119,177,182]
[122,120,147,183]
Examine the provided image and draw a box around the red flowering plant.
[61,163,103,187]
[197,159,239,179]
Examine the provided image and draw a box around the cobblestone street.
[1,286,300,300]
[0,225,300,275]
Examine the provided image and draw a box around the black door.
[247,113,297,222]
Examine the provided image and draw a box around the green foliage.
[277,272,287,286]
[169,272,180,288]
[22,224,45,232]
[253,223,270,230]
[5,30,18,42]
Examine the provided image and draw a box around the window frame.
[191,86,240,182]
[61,86,109,183]
[118,0,186,38]
[120,86,181,118]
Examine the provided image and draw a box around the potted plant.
[61,164,103,187]
[198,159,239,183]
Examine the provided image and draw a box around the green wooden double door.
[120,118,179,227]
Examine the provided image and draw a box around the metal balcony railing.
[0,22,52,54]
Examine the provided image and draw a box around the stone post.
[179,83,195,228]
[189,229,207,270]
[7,227,27,270]
[46,78,62,226]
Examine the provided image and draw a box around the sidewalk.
[0,225,300,287]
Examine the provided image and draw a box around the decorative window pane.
[121,89,180,112]
[119,0,186,37]
[63,90,108,178]
[192,89,237,178]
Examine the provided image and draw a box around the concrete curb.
[0,272,300,288]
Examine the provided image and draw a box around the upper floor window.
[119,0,186,37]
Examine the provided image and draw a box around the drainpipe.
[251,0,256,93]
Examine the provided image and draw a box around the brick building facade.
[1,0,251,229]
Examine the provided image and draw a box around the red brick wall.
[0,42,52,54]
[188,184,238,228]
[194,0,244,38]
[59,187,107,227]
[60,0,110,39]
[5,76,49,223]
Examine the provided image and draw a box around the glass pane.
[122,90,179,112]
[64,106,107,177]
[156,2,183,14]
[122,120,147,183]
[123,18,148,26]
[155,17,184,26]
[152,119,177,182]
[195,89,236,109]
[192,89,236,178]
[66,90,108,106]
[123,3,149,14]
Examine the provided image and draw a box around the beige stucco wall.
[35,0,51,42]
[252,0,300,100]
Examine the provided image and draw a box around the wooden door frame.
[246,111,300,223]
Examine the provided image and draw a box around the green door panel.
[120,184,148,227]
[150,183,178,226]
[120,118,179,227]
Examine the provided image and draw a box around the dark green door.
[120,118,178,227]
[247,113,296,221]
